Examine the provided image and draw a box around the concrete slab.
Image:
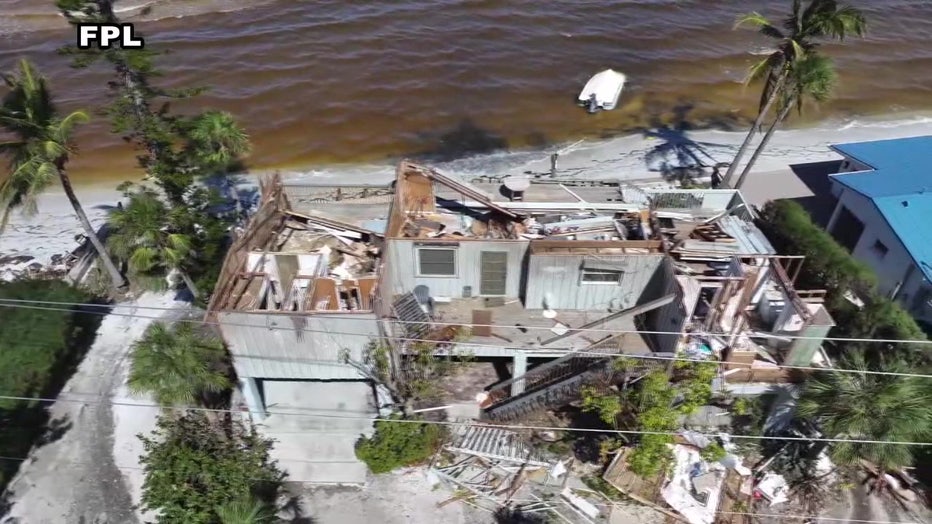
[257,381,376,485]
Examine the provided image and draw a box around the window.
[871,240,888,258]
[417,248,456,276]
[581,269,622,284]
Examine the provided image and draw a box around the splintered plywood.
[472,309,492,337]
[309,277,339,310]
[402,171,436,214]
[230,273,266,310]
[357,276,377,310]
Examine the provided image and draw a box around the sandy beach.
[2,114,930,270]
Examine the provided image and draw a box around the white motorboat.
[577,69,626,113]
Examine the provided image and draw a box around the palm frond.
[216,498,275,524]
[735,12,781,37]
[798,350,932,471]
[129,321,230,407]
[744,54,779,86]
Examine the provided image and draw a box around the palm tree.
[185,111,251,172]
[733,54,837,190]
[128,321,231,407]
[722,0,866,187]
[0,59,126,289]
[796,352,932,488]
[216,498,276,524]
[107,187,200,297]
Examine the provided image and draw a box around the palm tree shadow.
[202,172,260,219]
[639,103,733,184]
[279,493,316,523]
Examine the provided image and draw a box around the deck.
[431,297,653,356]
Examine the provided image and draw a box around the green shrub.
[355,416,444,474]
[627,434,674,477]
[757,200,876,305]
[700,443,727,463]
[757,200,928,362]
[0,279,103,491]
[139,412,285,523]
[580,386,623,426]
[733,397,751,417]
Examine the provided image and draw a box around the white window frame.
[580,269,623,285]
[416,247,457,277]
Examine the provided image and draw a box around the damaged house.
[376,162,835,422]
[206,176,388,484]
[208,162,835,485]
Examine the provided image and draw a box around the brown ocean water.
[1,0,931,182]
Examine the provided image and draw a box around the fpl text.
[77,23,145,50]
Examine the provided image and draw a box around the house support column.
[511,351,528,396]
[239,377,266,421]
[826,194,845,233]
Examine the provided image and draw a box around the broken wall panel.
[524,253,665,311]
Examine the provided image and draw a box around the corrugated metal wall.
[219,311,379,380]
[524,254,665,311]
[386,239,529,299]
[647,258,688,353]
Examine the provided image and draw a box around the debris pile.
[431,423,607,523]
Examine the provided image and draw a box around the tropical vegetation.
[128,321,231,407]
[723,0,866,187]
[797,352,932,487]
[575,361,718,478]
[0,279,103,490]
[0,59,125,289]
[355,415,445,474]
[138,412,286,524]
[757,199,929,364]
[107,187,199,297]
[55,0,252,305]
[732,53,837,189]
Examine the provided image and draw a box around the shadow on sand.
[783,160,842,226]
[638,104,735,185]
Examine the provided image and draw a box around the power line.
[0,455,917,524]
[1,299,930,380]
[0,392,929,447]
[2,295,932,347]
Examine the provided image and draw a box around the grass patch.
[0,279,106,494]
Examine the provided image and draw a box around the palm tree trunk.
[179,270,199,299]
[733,100,795,190]
[57,167,126,290]
[722,73,788,187]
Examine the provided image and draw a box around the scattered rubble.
[0,248,80,282]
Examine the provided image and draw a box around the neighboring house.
[825,135,932,324]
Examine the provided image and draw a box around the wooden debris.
[693,224,735,243]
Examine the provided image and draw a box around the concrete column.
[825,192,845,233]
[239,377,266,421]
[511,351,528,396]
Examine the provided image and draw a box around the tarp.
[661,445,725,524]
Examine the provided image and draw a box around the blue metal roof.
[830,136,932,198]
[829,136,932,281]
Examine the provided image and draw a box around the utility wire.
[1,295,931,347]
[0,455,917,524]
[0,299,930,380]
[0,392,929,447]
